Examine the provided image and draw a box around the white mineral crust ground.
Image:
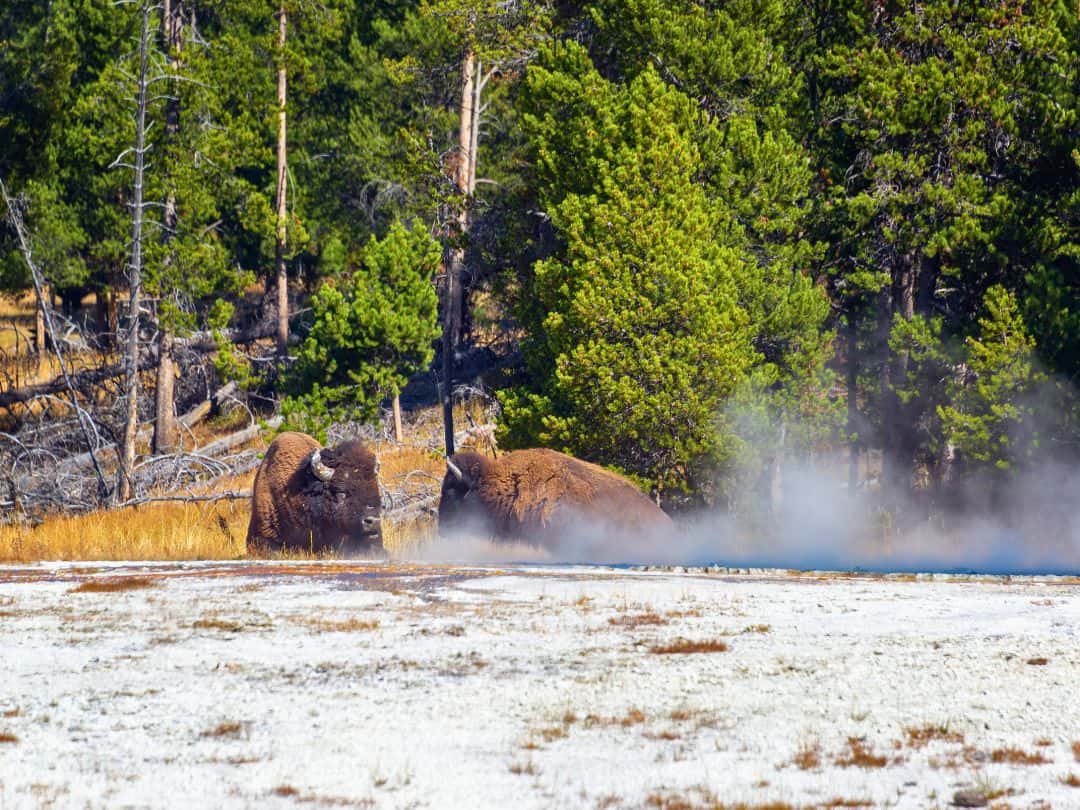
[1,560,1078,808]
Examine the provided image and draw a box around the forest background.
[1,0,1078,543]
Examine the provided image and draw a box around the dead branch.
[117,490,251,508]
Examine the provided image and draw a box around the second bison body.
[247,431,383,555]
[438,448,672,547]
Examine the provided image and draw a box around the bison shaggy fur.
[247,431,383,554]
[438,448,673,548]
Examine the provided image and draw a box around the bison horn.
[446,458,466,482]
[310,449,335,481]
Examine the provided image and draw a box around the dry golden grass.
[0,496,251,562]
[0,440,446,561]
[69,576,157,594]
[650,639,729,655]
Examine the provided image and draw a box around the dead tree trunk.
[442,46,475,457]
[0,179,111,503]
[392,390,404,443]
[154,0,183,455]
[846,312,859,496]
[35,283,48,373]
[116,1,154,504]
[274,2,289,358]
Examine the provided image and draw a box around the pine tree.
[281,222,440,440]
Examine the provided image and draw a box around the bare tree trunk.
[117,2,153,504]
[154,0,182,455]
[392,391,403,443]
[35,282,48,374]
[846,312,859,496]
[442,47,475,457]
[0,179,110,503]
[274,3,289,358]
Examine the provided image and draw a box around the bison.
[438,448,673,551]
[247,431,384,555]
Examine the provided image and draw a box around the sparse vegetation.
[293,617,380,633]
[0,732,18,744]
[508,757,538,776]
[650,639,729,655]
[201,722,245,739]
[1026,657,1049,665]
[989,747,1051,765]
[1072,741,1080,762]
[904,723,964,749]
[834,737,888,769]
[1061,773,1080,788]
[69,577,158,593]
[608,612,665,628]
[791,739,822,771]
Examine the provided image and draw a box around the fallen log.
[197,416,282,458]
[0,326,270,410]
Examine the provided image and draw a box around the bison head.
[305,440,383,551]
[438,451,491,537]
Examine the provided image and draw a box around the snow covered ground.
[1,560,1078,809]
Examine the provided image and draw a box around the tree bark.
[35,283,48,374]
[392,391,403,443]
[441,46,475,457]
[117,2,153,504]
[846,312,859,496]
[274,3,289,358]
[154,0,182,456]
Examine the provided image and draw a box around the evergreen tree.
[814,0,1075,510]
[281,222,440,440]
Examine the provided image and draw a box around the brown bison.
[247,432,383,554]
[438,448,673,550]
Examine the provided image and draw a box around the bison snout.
[362,515,381,531]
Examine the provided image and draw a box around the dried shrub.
[272,785,299,798]
[69,576,157,593]
[1073,741,1080,762]
[741,624,771,634]
[0,732,18,744]
[1061,774,1080,788]
[1026,657,1049,665]
[649,639,728,655]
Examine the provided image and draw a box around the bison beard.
[247,432,384,555]
[438,449,673,554]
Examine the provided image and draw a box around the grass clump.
[904,723,963,749]
[69,576,157,594]
[649,639,728,655]
[834,737,887,769]
[989,747,1050,765]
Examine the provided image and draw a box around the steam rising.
[413,458,1080,575]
